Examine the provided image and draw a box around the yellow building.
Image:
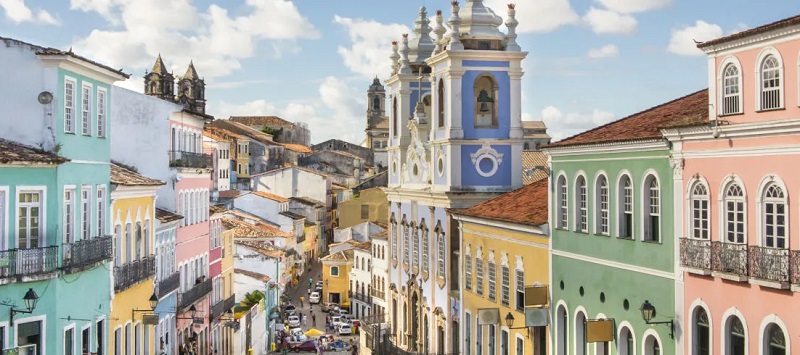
[336,187,388,229]
[217,227,236,353]
[451,179,550,355]
[109,164,165,355]
[321,250,354,306]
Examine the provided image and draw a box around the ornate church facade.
[384,1,526,353]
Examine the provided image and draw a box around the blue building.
[383,1,526,353]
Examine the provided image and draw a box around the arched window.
[473,74,498,128]
[618,175,633,239]
[555,306,568,355]
[722,64,741,114]
[596,175,609,235]
[644,334,661,355]
[390,214,397,262]
[644,175,660,242]
[421,222,429,273]
[437,79,445,128]
[693,308,710,355]
[575,311,586,355]
[691,182,710,239]
[724,183,745,243]
[464,247,472,291]
[372,95,381,111]
[762,183,787,248]
[392,97,398,137]
[411,223,419,271]
[760,55,782,110]
[475,253,484,296]
[557,175,568,229]
[726,316,745,354]
[403,218,411,266]
[575,176,587,232]
[618,326,634,355]
[764,323,786,355]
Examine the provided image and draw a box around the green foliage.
[261,126,282,137]
[240,290,265,309]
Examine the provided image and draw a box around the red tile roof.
[230,116,295,128]
[280,142,312,154]
[155,208,184,223]
[544,89,708,148]
[522,151,549,186]
[453,179,549,227]
[250,191,289,203]
[234,269,271,282]
[110,163,165,186]
[0,138,68,165]
[698,14,800,49]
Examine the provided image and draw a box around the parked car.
[338,309,349,318]
[338,323,353,335]
[326,339,349,351]
[289,328,307,342]
[309,292,321,304]
[321,302,338,312]
[290,340,318,352]
[331,316,343,328]
[288,315,301,327]
[316,281,324,288]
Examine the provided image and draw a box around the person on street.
[281,339,289,355]
[302,313,307,326]
[300,296,304,307]
[312,313,317,326]
[351,344,358,355]
[308,288,311,296]
[309,277,313,288]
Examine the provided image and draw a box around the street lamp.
[640,300,674,339]
[4,288,40,324]
[131,292,159,320]
[504,312,534,338]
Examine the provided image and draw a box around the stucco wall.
[252,168,328,204]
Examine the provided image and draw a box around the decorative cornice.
[544,139,668,156]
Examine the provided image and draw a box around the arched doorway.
[392,298,398,337]
[452,321,459,353]
[575,311,587,355]
[411,293,419,351]
[556,306,568,355]
[438,325,445,354]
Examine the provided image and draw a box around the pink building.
[665,15,800,355]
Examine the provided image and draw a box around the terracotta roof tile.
[698,14,800,49]
[250,191,289,203]
[34,47,130,78]
[234,269,271,282]
[0,138,68,165]
[454,179,548,227]
[290,196,326,207]
[280,142,312,154]
[235,240,285,258]
[230,116,295,128]
[110,163,165,186]
[545,89,708,148]
[321,250,353,262]
[522,151,549,186]
[155,208,184,223]
[522,120,547,129]
[222,216,290,238]
[207,120,277,146]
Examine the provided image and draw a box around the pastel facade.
[337,187,389,229]
[0,37,126,354]
[208,211,236,354]
[322,249,354,307]
[153,208,182,355]
[665,15,800,355]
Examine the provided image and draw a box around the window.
[64,188,75,243]
[691,182,710,239]
[475,257,484,296]
[487,259,496,301]
[644,176,660,242]
[17,191,42,249]
[557,176,568,229]
[125,223,132,264]
[421,224,429,273]
[465,313,471,355]
[330,266,339,276]
[412,224,419,270]
[82,84,92,135]
[722,64,741,114]
[0,190,5,251]
[82,187,91,240]
[392,97,398,137]
[515,269,524,311]
[488,325,496,355]
[403,221,410,266]
[724,183,745,243]
[437,229,445,278]
[501,265,510,306]
[501,329,509,355]
[465,256,472,291]
[516,336,523,355]
[114,327,122,355]
[618,175,633,238]
[474,75,498,127]
[596,175,609,235]
[760,55,781,110]
[726,316,745,355]
[694,308,710,355]
[438,79,445,127]
[65,79,76,133]
[97,89,107,137]
[765,323,786,355]
[124,323,131,355]
[645,335,661,355]
[575,176,587,232]
[135,222,143,260]
[65,327,75,355]
[135,323,141,355]
[618,327,634,355]
[763,183,786,248]
[476,320,483,355]
[97,187,106,237]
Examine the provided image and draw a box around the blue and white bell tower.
[384,1,526,354]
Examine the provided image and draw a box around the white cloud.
[597,0,670,14]
[71,0,319,80]
[333,15,409,79]
[668,20,723,56]
[583,7,637,34]
[587,44,619,59]
[540,105,617,141]
[0,0,60,25]
[485,0,579,33]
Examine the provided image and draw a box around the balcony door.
[16,320,42,355]
[17,191,42,249]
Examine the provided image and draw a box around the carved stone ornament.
[402,119,431,183]
[470,141,504,177]
[670,157,684,179]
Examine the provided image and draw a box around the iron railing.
[679,238,711,270]
[352,293,371,304]
[371,289,386,300]
[711,241,748,276]
[178,278,212,310]
[748,246,790,284]
[210,294,237,320]
[791,251,800,285]
[62,236,112,273]
[157,271,181,299]
[114,256,155,292]
[168,150,213,169]
[0,246,59,279]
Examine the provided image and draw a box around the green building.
[543,90,707,355]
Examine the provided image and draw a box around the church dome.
[458,0,505,41]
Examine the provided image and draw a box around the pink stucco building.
[665,15,800,355]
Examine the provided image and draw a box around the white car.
[338,324,353,335]
[288,315,301,327]
[309,292,321,304]
[331,316,342,329]
[290,327,307,342]
[338,309,349,318]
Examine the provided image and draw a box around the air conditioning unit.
[525,308,549,327]
[477,308,500,325]
[525,284,549,308]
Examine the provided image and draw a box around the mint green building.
[0,37,127,354]
[543,90,707,355]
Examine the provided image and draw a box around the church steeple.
[144,54,175,101]
[176,60,206,115]
[184,60,199,80]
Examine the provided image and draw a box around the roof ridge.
[698,14,800,49]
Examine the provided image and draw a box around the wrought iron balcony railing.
[114,256,155,292]
[157,271,181,299]
[352,293,371,304]
[679,238,711,271]
[211,294,237,320]
[62,236,112,273]
[168,150,213,169]
[748,246,790,285]
[370,289,386,300]
[711,241,748,276]
[0,246,59,279]
[178,278,212,310]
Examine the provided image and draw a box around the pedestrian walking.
[302,313,307,326]
[308,288,311,296]
[309,277,314,288]
[312,313,316,326]
[351,344,358,355]
[300,296,305,307]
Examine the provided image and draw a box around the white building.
[334,221,386,243]
[351,241,373,320]
[203,131,232,198]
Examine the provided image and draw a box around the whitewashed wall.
[252,167,329,204]
[0,39,53,149]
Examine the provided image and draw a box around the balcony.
[178,278,212,310]
[352,293,371,304]
[370,289,386,300]
[748,246,790,289]
[710,242,748,281]
[0,246,59,280]
[211,295,237,320]
[114,256,155,292]
[168,151,213,169]
[62,236,112,273]
[157,272,181,299]
[679,238,711,274]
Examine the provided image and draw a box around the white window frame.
[719,58,743,115]
[82,83,93,136]
[575,174,588,233]
[465,249,472,291]
[421,224,430,273]
[487,258,496,301]
[514,268,524,311]
[402,220,410,267]
[755,48,784,111]
[761,181,787,249]
[642,174,661,243]
[16,187,45,249]
[411,223,419,271]
[330,266,340,276]
[0,187,7,251]
[81,186,92,240]
[97,88,107,137]
[436,227,446,279]
[557,174,568,229]
[617,174,633,239]
[475,253,484,296]
[689,180,710,240]
[65,77,76,133]
[64,187,76,244]
[720,179,747,244]
[97,186,106,237]
[64,323,76,355]
[595,174,609,235]
[500,264,510,307]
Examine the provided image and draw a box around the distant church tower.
[366,77,389,168]
[176,61,206,115]
[143,54,175,101]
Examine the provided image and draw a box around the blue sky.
[1,0,798,144]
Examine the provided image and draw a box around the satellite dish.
[37,91,53,105]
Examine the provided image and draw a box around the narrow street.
[272,258,358,354]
